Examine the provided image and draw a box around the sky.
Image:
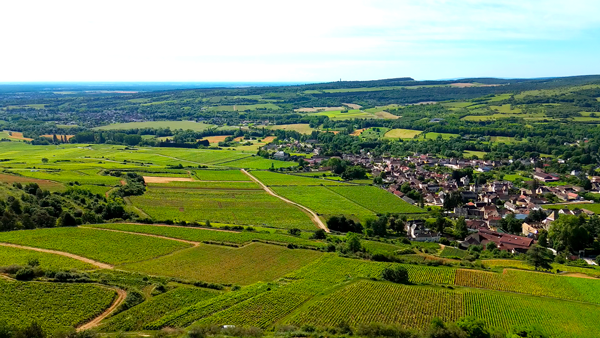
[1,0,600,82]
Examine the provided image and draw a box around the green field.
[273,186,376,222]
[0,245,95,270]
[326,186,425,214]
[384,128,423,139]
[0,279,116,332]
[130,188,315,230]
[543,203,600,214]
[268,124,315,134]
[0,227,190,265]
[94,121,215,131]
[194,169,251,181]
[439,247,468,258]
[251,171,351,186]
[122,243,323,285]
[85,223,327,249]
[99,286,220,332]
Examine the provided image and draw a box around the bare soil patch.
[350,129,365,136]
[342,103,362,109]
[41,134,75,141]
[375,111,399,119]
[4,131,33,141]
[201,135,232,144]
[143,176,195,183]
[294,106,344,113]
[262,136,276,143]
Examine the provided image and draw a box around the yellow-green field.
[384,129,423,139]
[94,121,215,131]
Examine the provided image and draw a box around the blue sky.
[1,0,600,82]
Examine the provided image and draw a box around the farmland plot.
[251,171,351,186]
[0,227,190,265]
[0,245,95,270]
[194,169,251,181]
[273,186,376,222]
[100,286,220,332]
[287,281,463,329]
[130,188,315,230]
[0,279,116,332]
[121,243,323,285]
[86,223,326,249]
[326,186,425,214]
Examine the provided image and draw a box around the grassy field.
[147,181,261,190]
[360,127,390,139]
[130,188,315,230]
[310,109,377,120]
[251,171,351,186]
[0,227,191,265]
[0,245,95,270]
[273,186,377,222]
[439,247,468,258]
[384,128,423,139]
[326,186,425,214]
[122,243,323,285]
[94,121,215,131]
[287,280,463,329]
[420,132,460,140]
[455,269,600,304]
[85,223,327,249]
[0,173,65,191]
[194,169,251,181]
[0,279,116,332]
[268,124,315,134]
[99,286,220,332]
[149,283,271,329]
[543,203,600,214]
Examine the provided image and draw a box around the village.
[268,140,599,257]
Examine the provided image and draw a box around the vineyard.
[326,185,425,214]
[85,223,326,249]
[130,188,315,229]
[194,169,258,181]
[0,245,95,270]
[439,247,468,258]
[195,282,318,328]
[146,181,261,190]
[287,281,464,329]
[287,254,456,286]
[454,269,600,304]
[99,286,220,332]
[121,243,323,285]
[148,283,272,329]
[0,279,116,332]
[251,171,351,186]
[0,227,191,265]
[464,291,600,338]
[273,186,376,221]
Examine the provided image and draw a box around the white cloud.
[0,0,599,81]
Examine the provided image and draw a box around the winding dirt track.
[80,226,200,246]
[77,287,127,331]
[241,169,329,232]
[0,243,113,269]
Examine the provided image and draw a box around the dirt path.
[118,222,240,233]
[0,243,113,269]
[80,226,200,246]
[122,196,151,219]
[77,287,127,331]
[241,169,329,232]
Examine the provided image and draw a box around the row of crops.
[0,279,116,332]
[99,286,220,332]
[455,269,600,305]
[86,223,326,249]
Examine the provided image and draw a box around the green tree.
[526,245,554,271]
[346,232,362,253]
[537,229,548,247]
[499,213,522,234]
[381,265,409,284]
[548,215,591,251]
[454,217,468,239]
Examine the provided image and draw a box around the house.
[522,222,548,237]
[532,172,559,182]
[405,220,440,242]
[273,151,289,161]
[461,229,534,253]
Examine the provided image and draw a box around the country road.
[0,243,113,269]
[241,169,329,232]
[77,287,127,331]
